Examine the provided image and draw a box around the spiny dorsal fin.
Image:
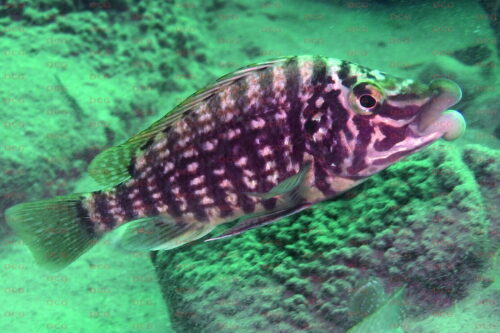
[88,57,289,187]
[124,57,287,145]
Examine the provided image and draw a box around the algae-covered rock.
[152,143,498,332]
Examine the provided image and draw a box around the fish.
[347,285,406,333]
[347,277,387,322]
[4,55,466,271]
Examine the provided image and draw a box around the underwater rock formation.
[478,0,500,57]
[0,0,211,235]
[152,143,498,333]
[461,91,500,142]
[417,55,496,108]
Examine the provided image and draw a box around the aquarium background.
[0,0,498,332]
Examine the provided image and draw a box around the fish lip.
[416,79,462,132]
[411,79,465,141]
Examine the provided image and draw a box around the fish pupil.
[304,119,318,134]
[359,94,377,108]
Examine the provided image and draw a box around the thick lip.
[412,79,465,141]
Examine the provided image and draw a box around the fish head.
[335,66,465,178]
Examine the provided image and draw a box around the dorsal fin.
[88,57,290,187]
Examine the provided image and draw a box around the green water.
[0,1,498,332]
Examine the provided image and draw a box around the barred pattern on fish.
[5,55,466,271]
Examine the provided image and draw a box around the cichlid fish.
[347,286,406,333]
[348,277,387,322]
[5,55,465,271]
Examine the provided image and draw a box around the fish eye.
[349,82,385,115]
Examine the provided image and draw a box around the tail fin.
[5,194,98,272]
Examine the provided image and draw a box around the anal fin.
[204,203,311,242]
[112,215,214,251]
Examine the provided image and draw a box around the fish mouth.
[411,79,466,141]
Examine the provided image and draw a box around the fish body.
[5,55,465,270]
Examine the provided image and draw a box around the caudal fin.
[5,194,98,271]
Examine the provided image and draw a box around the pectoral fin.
[245,161,312,203]
[205,162,314,242]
